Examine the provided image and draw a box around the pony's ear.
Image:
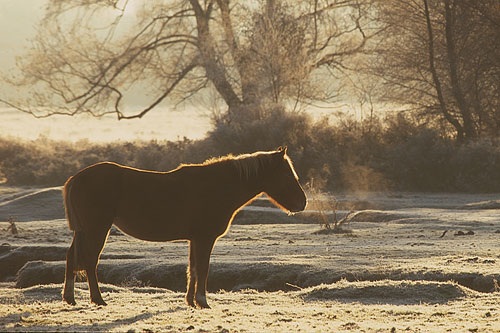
[277,146,287,156]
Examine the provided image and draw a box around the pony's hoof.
[197,302,211,309]
[195,297,211,309]
[196,301,210,309]
[186,298,196,308]
[63,296,76,306]
[91,298,107,306]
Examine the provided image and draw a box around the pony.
[62,147,307,308]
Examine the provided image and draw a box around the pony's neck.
[226,161,265,211]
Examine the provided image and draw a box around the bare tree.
[1,0,379,124]
[372,0,500,140]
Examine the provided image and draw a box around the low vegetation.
[2,111,500,192]
[305,181,354,234]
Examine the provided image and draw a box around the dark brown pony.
[62,147,306,308]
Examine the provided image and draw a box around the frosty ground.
[0,187,500,332]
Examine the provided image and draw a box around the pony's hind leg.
[63,235,77,305]
[186,241,197,307]
[82,227,111,306]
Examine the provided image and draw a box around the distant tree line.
[2,112,500,192]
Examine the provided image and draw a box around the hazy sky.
[0,1,46,71]
[0,1,212,142]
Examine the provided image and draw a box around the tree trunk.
[444,0,477,139]
[423,0,464,140]
[190,0,242,111]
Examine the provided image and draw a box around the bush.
[384,129,455,191]
[451,139,500,192]
[208,105,313,155]
[1,110,500,192]
[0,137,212,186]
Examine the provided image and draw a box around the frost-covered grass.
[1,189,500,331]
[0,281,499,332]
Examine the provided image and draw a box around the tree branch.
[116,59,200,120]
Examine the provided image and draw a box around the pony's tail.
[64,176,86,272]
[72,231,85,272]
[63,176,82,232]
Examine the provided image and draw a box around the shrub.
[451,139,500,192]
[1,110,500,192]
[208,105,313,155]
[384,129,455,191]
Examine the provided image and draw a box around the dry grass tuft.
[306,179,354,234]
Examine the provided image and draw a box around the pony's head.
[263,147,307,213]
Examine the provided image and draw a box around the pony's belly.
[112,217,188,242]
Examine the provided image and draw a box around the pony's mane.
[202,150,277,180]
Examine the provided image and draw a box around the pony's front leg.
[193,237,216,309]
[186,241,197,307]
